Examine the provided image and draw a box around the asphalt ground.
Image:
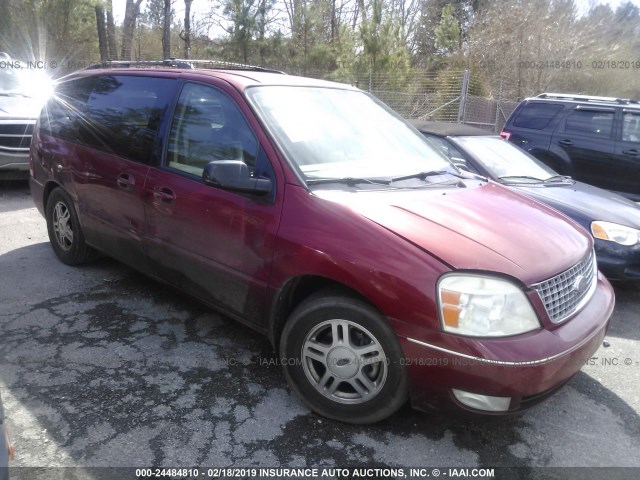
[1,180,639,479]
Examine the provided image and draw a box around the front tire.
[280,291,409,424]
[45,188,98,265]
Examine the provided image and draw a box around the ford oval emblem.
[572,274,588,296]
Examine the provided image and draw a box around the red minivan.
[29,64,615,423]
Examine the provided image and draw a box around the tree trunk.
[95,6,108,61]
[107,1,117,60]
[121,0,143,61]
[331,0,336,41]
[358,0,367,23]
[183,0,192,58]
[293,0,302,41]
[258,0,266,64]
[162,0,171,59]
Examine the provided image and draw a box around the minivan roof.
[67,67,357,92]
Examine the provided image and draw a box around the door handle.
[622,149,639,157]
[154,187,176,204]
[558,139,574,147]
[117,173,135,191]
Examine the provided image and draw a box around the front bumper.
[0,119,35,172]
[0,151,29,179]
[0,424,12,473]
[397,272,615,414]
[595,240,640,281]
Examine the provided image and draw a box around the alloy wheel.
[301,319,388,404]
[52,201,73,251]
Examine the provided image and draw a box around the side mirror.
[202,160,272,196]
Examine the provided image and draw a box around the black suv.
[502,93,640,202]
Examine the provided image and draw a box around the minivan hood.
[313,182,590,285]
[516,181,640,230]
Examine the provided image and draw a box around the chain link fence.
[365,70,520,132]
[300,69,520,132]
[461,73,519,132]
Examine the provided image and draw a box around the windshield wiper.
[498,175,545,183]
[390,170,452,183]
[499,174,574,185]
[306,177,391,186]
[543,175,573,183]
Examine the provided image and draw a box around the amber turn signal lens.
[442,304,461,327]
[591,223,609,240]
[440,289,462,327]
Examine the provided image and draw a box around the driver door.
[143,81,280,325]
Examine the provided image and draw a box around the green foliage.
[434,4,461,55]
[352,1,414,78]
[0,0,99,68]
[222,0,258,62]
[142,0,170,29]
[0,0,638,100]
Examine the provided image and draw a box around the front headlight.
[438,274,540,337]
[591,221,640,246]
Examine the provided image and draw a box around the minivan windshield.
[247,86,453,182]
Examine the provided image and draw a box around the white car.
[0,52,51,179]
[0,391,13,480]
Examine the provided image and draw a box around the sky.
[580,0,640,13]
[113,0,211,24]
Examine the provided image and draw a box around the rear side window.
[564,109,614,138]
[513,102,564,130]
[40,76,96,140]
[81,75,177,163]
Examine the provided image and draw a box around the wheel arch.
[42,180,63,210]
[268,275,375,350]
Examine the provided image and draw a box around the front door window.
[166,83,258,178]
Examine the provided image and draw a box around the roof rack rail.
[536,92,639,105]
[85,58,284,74]
[86,59,193,69]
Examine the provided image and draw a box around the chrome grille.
[0,121,35,151]
[532,250,597,324]
[0,124,35,136]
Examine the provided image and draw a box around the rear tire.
[45,188,98,265]
[280,291,408,424]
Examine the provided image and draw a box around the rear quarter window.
[513,102,564,130]
[40,76,96,140]
[82,75,177,163]
[622,112,640,142]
